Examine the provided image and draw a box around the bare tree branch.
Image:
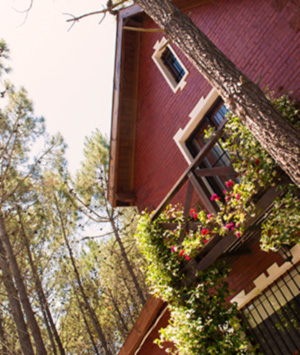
[64,0,128,28]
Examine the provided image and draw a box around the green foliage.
[0,39,11,78]
[136,93,299,354]
[136,211,251,355]
[261,185,300,251]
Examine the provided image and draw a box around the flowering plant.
[135,94,299,354]
[136,209,251,354]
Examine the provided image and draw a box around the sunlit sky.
[0,0,116,174]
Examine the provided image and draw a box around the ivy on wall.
[135,94,300,354]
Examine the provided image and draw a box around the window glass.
[161,47,185,84]
[186,98,230,195]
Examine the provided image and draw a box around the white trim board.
[231,244,300,309]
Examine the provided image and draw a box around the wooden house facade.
[108,0,300,353]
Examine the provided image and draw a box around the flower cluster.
[135,94,299,355]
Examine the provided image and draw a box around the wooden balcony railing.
[150,119,287,284]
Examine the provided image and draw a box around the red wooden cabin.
[108,0,300,353]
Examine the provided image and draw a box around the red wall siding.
[227,241,285,299]
[134,0,300,212]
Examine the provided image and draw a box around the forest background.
[0,1,149,354]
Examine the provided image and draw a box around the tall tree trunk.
[17,209,65,355]
[0,239,34,355]
[72,282,100,355]
[135,0,300,187]
[0,313,8,355]
[109,209,146,305]
[54,198,112,355]
[106,287,129,338]
[0,213,47,355]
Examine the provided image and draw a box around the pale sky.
[0,0,116,174]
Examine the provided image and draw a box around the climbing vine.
[135,94,299,354]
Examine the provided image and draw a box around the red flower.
[223,189,227,194]
[179,249,185,257]
[236,232,241,238]
[236,194,241,200]
[201,228,209,236]
[193,213,198,219]
[255,159,259,166]
[204,239,210,244]
[185,255,191,261]
[211,193,220,201]
[225,196,230,201]
[226,180,234,188]
[190,208,196,216]
[171,246,176,253]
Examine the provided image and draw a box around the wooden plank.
[151,120,227,221]
[158,221,203,231]
[115,192,136,202]
[118,296,166,355]
[177,182,195,244]
[184,181,194,216]
[188,171,217,214]
[194,166,236,177]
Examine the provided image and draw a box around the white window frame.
[173,88,300,311]
[152,37,188,93]
[173,88,220,164]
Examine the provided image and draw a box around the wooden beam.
[194,166,236,177]
[158,221,203,231]
[115,191,136,202]
[151,120,226,221]
[188,171,217,214]
[118,296,166,355]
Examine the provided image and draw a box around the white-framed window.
[173,88,230,197]
[152,37,188,93]
[173,88,220,163]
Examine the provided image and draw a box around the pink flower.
[204,239,210,244]
[236,194,241,200]
[236,232,241,238]
[171,246,176,253]
[225,196,230,201]
[223,189,227,194]
[255,159,259,166]
[179,249,185,257]
[236,222,241,228]
[231,227,235,231]
[185,255,191,261]
[193,213,198,219]
[225,222,234,230]
[226,180,234,188]
[211,193,220,201]
[201,228,209,236]
[207,213,213,220]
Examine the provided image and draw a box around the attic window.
[152,37,188,93]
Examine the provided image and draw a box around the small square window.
[152,37,189,93]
